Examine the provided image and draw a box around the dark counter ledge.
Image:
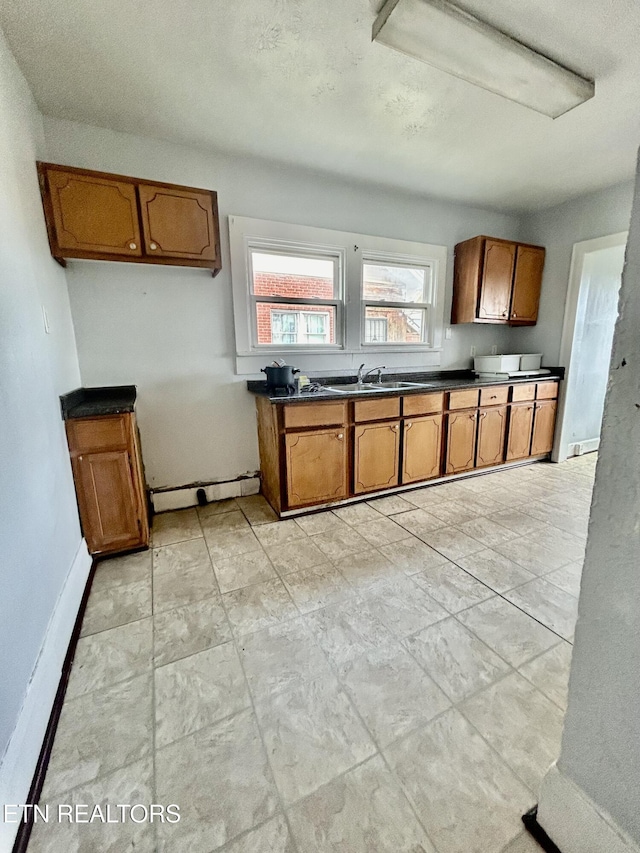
[247,368,564,403]
[60,385,137,419]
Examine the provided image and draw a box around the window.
[229,216,446,373]
[250,249,341,347]
[271,310,330,345]
[362,260,434,345]
[365,317,388,342]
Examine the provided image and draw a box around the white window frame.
[229,216,447,375]
[361,252,437,348]
[248,242,343,351]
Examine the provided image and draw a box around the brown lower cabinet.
[255,380,559,515]
[445,409,478,474]
[531,400,558,455]
[66,413,149,555]
[402,415,442,483]
[285,428,348,507]
[476,406,508,467]
[354,421,401,493]
[506,403,536,461]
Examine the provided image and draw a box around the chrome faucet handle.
[362,365,386,383]
[357,363,366,383]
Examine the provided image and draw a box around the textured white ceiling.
[1,0,639,211]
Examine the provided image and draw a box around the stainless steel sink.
[377,380,435,389]
[324,383,388,393]
[325,380,435,393]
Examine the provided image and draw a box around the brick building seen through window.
[253,262,425,345]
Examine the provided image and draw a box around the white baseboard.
[152,476,260,512]
[537,763,640,853]
[0,539,92,852]
[567,438,600,457]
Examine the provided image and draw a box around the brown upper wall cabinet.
[37,163,221,276]
[452,235,545,325]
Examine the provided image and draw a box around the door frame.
[554,231,627,462]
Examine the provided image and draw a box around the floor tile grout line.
[78,608,153,640]
[229,624,303,853]
[291,607,443,853]
[408,534,578,645]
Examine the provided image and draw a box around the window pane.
[252,251,336,299]
[364,306,425,344]
[362,263,430,303]
[365,317,388,342]
[257,304,335,345]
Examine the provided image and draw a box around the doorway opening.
[555,232,627,462]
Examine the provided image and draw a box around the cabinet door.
[138,184,218,261]
[73,450,143,554]
[445,410,478,474]
[478,240,516,321]
[354,421,400,494]
[531,401,557,455]
[476,406,507,467]
[511,245,545,324]
[506,403,535,461]
[46,168,141,256]
[285,429,348,507]
[402,415,442,484]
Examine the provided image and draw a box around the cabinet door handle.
[391,425,399,432]
[512,312,517,318]
[406,422,413,429]
[469,412,476,419]
[336,433,344,440]
[480,412,487,418]
[149,242,157,250]
[129,242,137,250]
[502,311,508,317]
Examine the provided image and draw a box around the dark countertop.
[247,368,564,404]
[60,385,137,420]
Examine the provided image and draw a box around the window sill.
[235,348,442,376]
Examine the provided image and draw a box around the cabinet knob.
[149,242,157,250]
[336,433,344,440]
[391,424,399,431]
[469,412,476,419]
[502,311,508,317]
[512,312,517,318]
[406,422,413,429]
[129,242,137,250]
[481,412,487,418]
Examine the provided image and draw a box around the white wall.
[43,117,524,490]
[516,181,634,364]
[0,25,82,796]
[537,153,640,852]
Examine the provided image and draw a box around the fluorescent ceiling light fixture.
[373,0,595,118]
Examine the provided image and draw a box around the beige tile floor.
[29,456,597,853]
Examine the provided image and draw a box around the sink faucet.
[357,364,386,384]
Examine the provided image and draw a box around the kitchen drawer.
[353,396,401,422]
[284,401,347,430]
[536,381,559,400]
[511,383,537,402]
[402,392,444,417]
[66,415,130,453]
[448,388,480,410]
[480,385,509,407]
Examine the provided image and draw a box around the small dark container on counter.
[261,365,300,390]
